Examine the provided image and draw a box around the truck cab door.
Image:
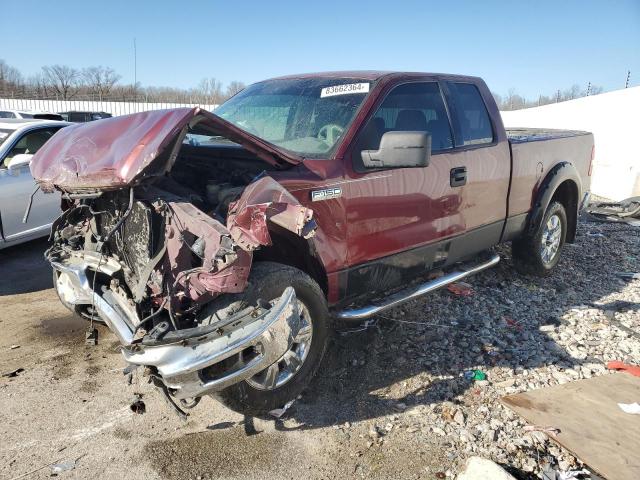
[0,127,63,244]
[340,80,510,303]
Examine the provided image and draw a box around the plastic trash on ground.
[617,402,640,415]
[50,460,76,474]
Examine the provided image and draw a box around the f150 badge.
[311,187,342,202]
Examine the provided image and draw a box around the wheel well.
[252,226,329,296]
[550,180,578,243]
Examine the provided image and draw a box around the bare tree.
[0,59,24,94]
[502,88,526,110]
[225,81,246,99]
[41,64,79,100]
[590,85,604,95]
[0,60,23,84]
[82,66,121,100]
[196,77,223,105]
[25,73,49,98]
[559,84,582,101]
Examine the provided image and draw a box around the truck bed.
[506,128,594,222]
[506,127,591,144]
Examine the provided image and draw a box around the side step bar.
[336,253,501,321]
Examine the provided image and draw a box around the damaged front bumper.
[52,253,302,399]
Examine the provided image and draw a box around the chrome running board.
[336,253,501,320]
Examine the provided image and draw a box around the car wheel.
[512,201,567,276]
[200,262,330,415]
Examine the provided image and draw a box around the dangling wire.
[22,185,40,224]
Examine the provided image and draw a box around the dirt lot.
[1,218,639,480]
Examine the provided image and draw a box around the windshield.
[214,77,373,158]
[0,128,12,148]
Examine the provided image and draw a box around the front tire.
[512,201,567,276]
[206,262,330,415]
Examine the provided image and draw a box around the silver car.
[0,119,70,249]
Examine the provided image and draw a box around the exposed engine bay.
[47,141,317,407]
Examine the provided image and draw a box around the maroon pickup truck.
[31,71,593,415]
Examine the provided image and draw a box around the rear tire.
[204,262,330,416]
[512,201,567,276]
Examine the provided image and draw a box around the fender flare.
[526,161,582,239]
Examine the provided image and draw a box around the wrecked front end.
[37,109,316,407]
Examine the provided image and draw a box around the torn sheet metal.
[153,178,316,309]
[585,196,640,225]
[227,176,316,251]
[162,200,253,306]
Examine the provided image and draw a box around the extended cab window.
[356,82,453,159]
[448,82,494,146]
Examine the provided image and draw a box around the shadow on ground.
[0,237,52,295]
[248,220,639,432]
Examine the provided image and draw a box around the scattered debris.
[503,374,640,480]
[9,344,20,350]
[2,367,24,378]
[268,399,295,419]
[617,402,640,415]
[457,456,516,480]
[607,360,640,377]
[523,425,561,436]
[50,459,76,475]
[9,459,63,480]
[123,364,139,385]
[464,369,487,381]
[503,316,523,331]
[368,424,383,440]
[85,327,98,346]
[557,469,592,480]
[4,217,637,479]
[130,393,146,414]
[616,272,640,280]
[337,318,378,335]
[447,282,474,296]
[585,196,640,225]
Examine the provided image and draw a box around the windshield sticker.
[320,83,370,98]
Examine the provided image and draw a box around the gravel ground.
[1,217,638,480]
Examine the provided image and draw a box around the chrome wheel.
[246,299,313,391]
[540,213,562,266]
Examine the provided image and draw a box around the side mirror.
[7,153,33,172]
[361,131,431,169]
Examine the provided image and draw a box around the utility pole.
[625,70,631,88]
[556,89,560,103]
[133,38,137,101]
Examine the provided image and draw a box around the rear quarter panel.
[509,133,593,216]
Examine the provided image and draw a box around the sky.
[3,0,639,99]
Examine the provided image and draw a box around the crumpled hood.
[30,107,301,192]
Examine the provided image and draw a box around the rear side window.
[0,111,16,118]
[448,83,493,146]
[357,82,453,154]
[3,127,62,168]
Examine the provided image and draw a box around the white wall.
[0,98,218,117]
[501,86,640,201]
